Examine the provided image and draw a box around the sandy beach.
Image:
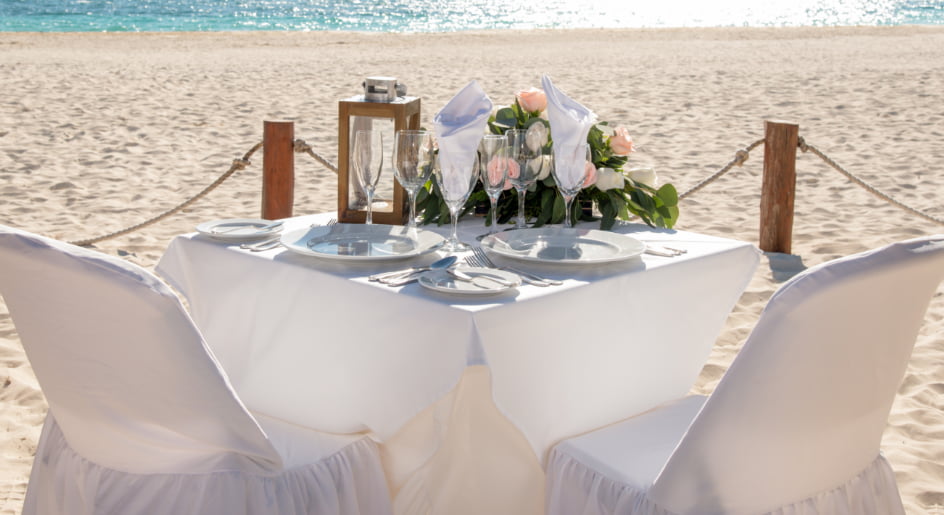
[1,26,943,513]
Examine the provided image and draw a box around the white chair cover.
[547,235,944,515]
[0,225,392,515]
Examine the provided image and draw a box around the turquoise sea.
[1,0,942,32]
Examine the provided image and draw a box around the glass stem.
[407,191,417,228]
[366,189,374,225]
[517,189,527,227]
[450,207,460,244]
[563,195,575,228]
[489,197,498,233]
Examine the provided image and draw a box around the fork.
[469,247,562,286]
[243,217,336,252]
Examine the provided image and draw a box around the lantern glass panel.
[348,116,395,217]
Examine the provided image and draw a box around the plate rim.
[418,266,520,295]
[196,218,281,240]
[280,223,445,261]
[480,227,645,264]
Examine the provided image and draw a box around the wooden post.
[760,120,799,254]
[262,120,294,220]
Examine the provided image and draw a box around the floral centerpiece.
[415,87,679,230]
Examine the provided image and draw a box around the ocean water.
[1,0,942,32]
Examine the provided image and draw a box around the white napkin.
[433,80,493,198]
[542,75,597,188]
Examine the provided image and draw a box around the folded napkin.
[433,80,493,198]
[542,75,597,188]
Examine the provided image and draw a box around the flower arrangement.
[415,87,679,230]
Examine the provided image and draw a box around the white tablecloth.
[156,213,759,514]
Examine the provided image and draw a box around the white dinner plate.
[196,218,282,241]
[280,224,445,261]
[419,267,521,295]
[480,227,645,264]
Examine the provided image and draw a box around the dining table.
[155,212,760,515]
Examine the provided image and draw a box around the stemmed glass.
[392,130,434,229]
[506,128,546,228]
[478,134,508,235]
[552,143,592,228]
[433,151,480,252]
[352,130,384,225]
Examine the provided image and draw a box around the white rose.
[525,123,548,152]
[594,167,625,191]
[628,167,658,188]
[535,155,553,180]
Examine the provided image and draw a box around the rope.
[294,138,338,174]
[798,137,944,226]
[64,132,939,247]
[678,138,764,200]
[69,142,264,247]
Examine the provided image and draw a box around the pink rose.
[582,162,598,188]
[504,159,520,190]
[486,156,508,185]
[516,87,547,113]
[609,127,635,156]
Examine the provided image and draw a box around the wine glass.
[393,130,434,228]
[552,143,592,228]
[433,151,480,252]
[478,134,508,234]
[506,128,546,228]
[352,130,383,225]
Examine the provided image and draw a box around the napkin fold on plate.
[541,75,598,189]
[433,80,493,199]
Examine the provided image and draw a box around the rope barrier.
[798,137,944,226]
[678,138,765,200]
[64,131,941,247]
[69,141,264,247]
[294,138,338,174]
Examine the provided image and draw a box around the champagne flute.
[478,134,508,234]
[352,130,383,225]
[393,130,434,228]
[552,143,592,228]
[433,151,480,252]
[506,128,545,228]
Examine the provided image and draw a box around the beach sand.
[1,26,943,513]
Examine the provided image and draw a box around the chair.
[0,225,393,515]
[546,235,944,515]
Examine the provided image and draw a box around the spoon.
[378,255,458,286]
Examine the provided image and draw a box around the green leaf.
[657,183,679,207]
[492,107,518,131]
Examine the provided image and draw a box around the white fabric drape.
[26,415,391,515]
[546,235,944,515]
[156,215,760,513]
[0,225,392,515]
[548,445,905,515]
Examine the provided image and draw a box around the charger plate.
[480,227,644,264]
[280,224,444,261]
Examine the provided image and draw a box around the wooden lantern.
[337,95,422,224]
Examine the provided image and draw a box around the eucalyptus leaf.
[493,107,518,131]
[657,183,679,206]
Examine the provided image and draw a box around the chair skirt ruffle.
[23,417,392,515]
[545,448,905,515]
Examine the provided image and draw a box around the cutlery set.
[222,219,688,290]
[240,218,337,252]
